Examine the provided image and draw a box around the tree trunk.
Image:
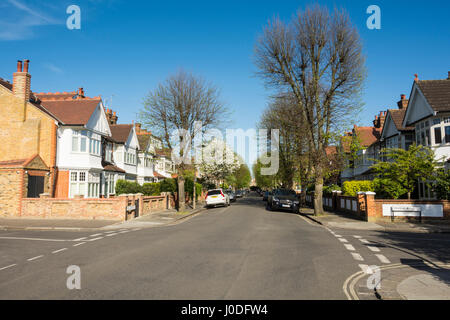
[407,192,411,200]
[178,176,185,211]
[313,166,324,216]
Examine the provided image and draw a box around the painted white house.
[38,90,124,198]
[136,132,155,184]
[402,73,450,198]
[110,124,140,182]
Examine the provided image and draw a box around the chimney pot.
[401,94,406,99]
[414,74,419,82]
[17,60,23,72]
[23,59,30,73]
[448,71,450,80]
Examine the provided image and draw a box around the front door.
[27,175,44,198]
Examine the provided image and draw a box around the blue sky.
[1,0,449,139]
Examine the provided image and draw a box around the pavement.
[300,207,450,233]
[1,195,449,299]
[0,203,206,231]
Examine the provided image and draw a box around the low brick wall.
[142,195,167,214]
[20,196,128,220]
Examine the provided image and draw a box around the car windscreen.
[276,189,297,196]
[207,190,221,196]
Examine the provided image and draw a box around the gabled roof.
[354,126,381,147]
[40,99,101,125]
[110,124,133,144]
[0,77,12,90]
[388,109,414,132]
[102,160,126,173]
[35,91,78,100]
[137,134,151,151]
[416,79,450,112]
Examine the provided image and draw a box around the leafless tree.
[254,5,366,215]
[140,70,228,210]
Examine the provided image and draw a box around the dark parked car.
[235,190,243,198]
[267,189,300,213]
[224,190,236,202]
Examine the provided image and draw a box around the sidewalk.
[0,204,207,231]
[300,207,450,233]
[351,261,450,300]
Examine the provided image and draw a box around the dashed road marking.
[104,231,116,234]
[89,233,102,237]
[88,237,103,241]
[359,239,370,244]
[27,255,44,261]
[73,242,86,247]
[351,253,364,261]
[73,237,87,241]
[358,264,373,274]
[0,237,67,242]
[353,235,362,239]
[375,254,391,264]
[106,233,118,237]
[344,244,356,251]
[338,238,348,243]
[367,245,381,252]
[52,248,68,254]
[0,264,17,271]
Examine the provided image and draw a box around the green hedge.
[323,184,341,196]
[142,182,160,196]
[342,180,374,197]
[115,180,142,195]
[115,178,203,197]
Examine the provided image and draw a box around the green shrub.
[372,178,407,199]
[342,180,374,197]
[142,182,161,196]
[115,180,143,195]
[323,184,341,196]
[160,178,177,193]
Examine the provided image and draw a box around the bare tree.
[140,70,227,210]
[254,5,366,215]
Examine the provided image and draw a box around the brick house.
[0,60,60,216]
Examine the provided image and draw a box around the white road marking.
[73,242,86,247]
[88,237,103,241]
[338,238,348,243]
[0,264,17,271]
[103,231,116,234]
[52,248,68,254]
[358,264,373,274]
[344,244,356,251]
[106,233,118,237]
[351,253,364,261]
[27,255,44,261]
[89,233,102,237]
[375,254,391,264]
[359,239,370,244]
[353,235,362,239]
[367,245,381,252]
[0,237,67,242]
[334,235,342,237]
[118,230,129,234]
[73,237,87,241]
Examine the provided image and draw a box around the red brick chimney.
[414,74,419,82]
[13,59,31,102]
[397,94,409,110]
[135,122,141,133]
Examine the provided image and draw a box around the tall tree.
[140,70,227,210]
[254,5,366,214]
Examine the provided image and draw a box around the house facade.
[402,72,450,198]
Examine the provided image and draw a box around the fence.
[20,192,174,221]
[305,190,450,222]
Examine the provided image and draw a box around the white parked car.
[205,189,230,208]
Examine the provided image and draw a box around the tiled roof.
[110,124,133,143]
[35,91,77,100]
[40,99,101,125]
[0,158,28,167]
[137,134,150,150]
[102,161,126,173]
[355,126,381,147]
[388,109,414,131]
[153,171,167,178]
[417,80,450,112]
[155,148,172,157]
[0,77,12,90]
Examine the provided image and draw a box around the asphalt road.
[1,194,448,299]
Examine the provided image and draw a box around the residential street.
[1,193,449,300]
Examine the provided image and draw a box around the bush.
[323,184,341,196]
[432,169,450,200]
[115,180,143,195]
[142,182,161,196]
[160,178,177,193]
[342,180,374,197]
[372,178,407,199]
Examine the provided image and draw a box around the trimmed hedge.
[115,180,142,195]
[142,182,161,196]
[342,180,374,197]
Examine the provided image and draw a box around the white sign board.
[382,204,443,217]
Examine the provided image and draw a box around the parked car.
[224,190,236,202]
[262,190,271,201]
[267,189,300,213]
[235,190,243,198]
[205,189,230,208]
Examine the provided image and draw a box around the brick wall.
[142,195,167,214]
[0,169,23,217]
[21,196,128,220]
